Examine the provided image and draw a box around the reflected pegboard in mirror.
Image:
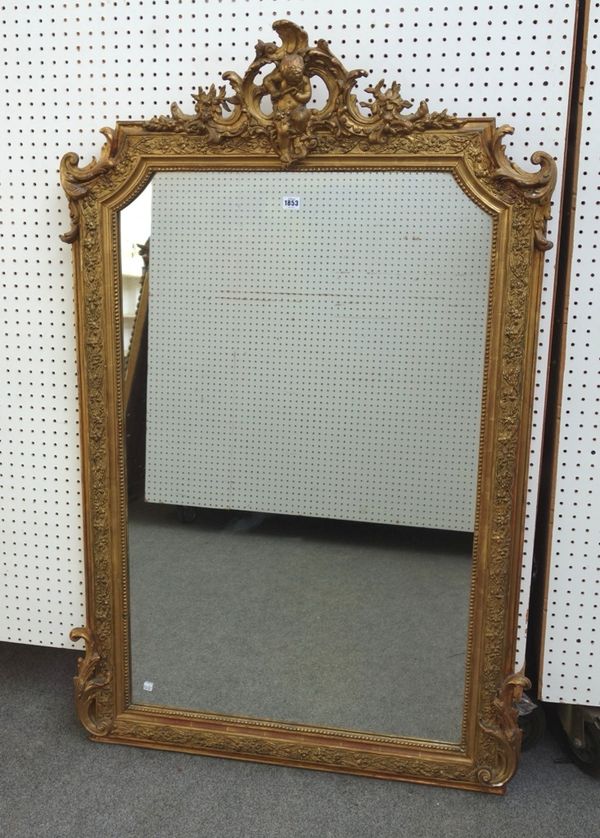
[146,171,491,531]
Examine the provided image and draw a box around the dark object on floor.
[556,704,600,778]
[518,695,546,752]
[176,505,198,523]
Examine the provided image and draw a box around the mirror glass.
[120,184,152,362]
[120,170,493,743]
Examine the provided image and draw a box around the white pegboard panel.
[540,5,600,706]
[0,2,576,650]
[145,171,491,530]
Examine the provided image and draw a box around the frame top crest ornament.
[60,19,556,794]
[145,19,465,164]
[61,19,555,247]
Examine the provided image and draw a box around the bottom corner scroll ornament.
[70,626,112,736]
[477,669,531,787]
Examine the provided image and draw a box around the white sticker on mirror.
[142,680,154,692]
[281,195,302,209]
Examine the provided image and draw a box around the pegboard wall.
[0,2,576,651]
[539,4,600,706]
[146,171,491,530]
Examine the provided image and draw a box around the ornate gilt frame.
[61,20,555,792]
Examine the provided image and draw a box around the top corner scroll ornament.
[144,18,464,165]
[488,125,557,251]
[60,127,119,244]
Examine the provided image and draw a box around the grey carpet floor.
[128,503,472,742]
[0,641,598,838]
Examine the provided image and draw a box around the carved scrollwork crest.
[144,19,464,165]
[60,19,556,253]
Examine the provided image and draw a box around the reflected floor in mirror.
[128,501,472,743]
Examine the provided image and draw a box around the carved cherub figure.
[263,54,311,113]
[262,52,313,163]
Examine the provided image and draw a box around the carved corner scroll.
[60,127,119,243]
[70,626,112,736]
[488,126,557,251]
[478,669,531,787]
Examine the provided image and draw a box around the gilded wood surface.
[70,626,112,735]
[60,19,554,790]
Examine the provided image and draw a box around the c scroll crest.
[144,19,464,165]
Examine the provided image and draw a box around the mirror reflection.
[121,170,493,743]
[120,183,152,362]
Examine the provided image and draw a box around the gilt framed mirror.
[61,20,555,792]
